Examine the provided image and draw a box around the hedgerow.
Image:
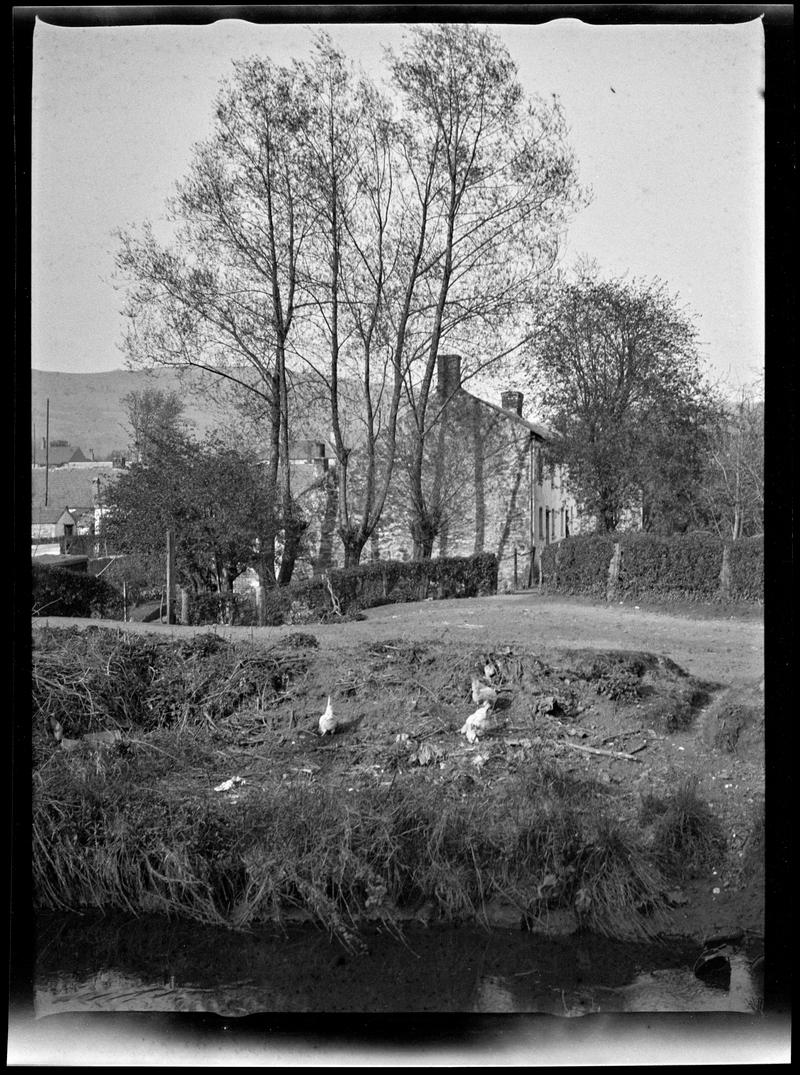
[32,563,124,619]
[184,553,499,626]
[540,533,763,603]
[728,536,764,601]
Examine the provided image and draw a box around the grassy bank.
[32,627,761,947]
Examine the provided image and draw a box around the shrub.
[617,532,723,599]
[32,563,123,619]
[184,591,260,627]
[540,534,616,594]
[642,776,727,880]
[541,532,763,603]
[728,536,764,601]
[185,553,500,627]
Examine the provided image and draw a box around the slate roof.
[31,466,114,513]
[36,445,89,465]
[32,505,76,526]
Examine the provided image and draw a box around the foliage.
[294,554,499,619]
[526,268,716,533]
[388,24,585,557]
[184,591,260,627]
[691,383,763,539]
[99,430,279,594]
[540,533,617,594]
[121,386,188,465]
[728,535,764,601]
[616,532,723,599]
[641,777,727,880]
[116,24,584,569]
[541,532,763,603]
[32,564,123,619]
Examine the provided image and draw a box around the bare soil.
[34,593,765,943]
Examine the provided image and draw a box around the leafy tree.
[121,386,187,464]
[117,25,583,573]
[100,431,280,594]
[690,381,764,539]
[526,268,716,533]
[116,56,314,586]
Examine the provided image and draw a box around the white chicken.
[484,661,497,680]
[318,695,337,736]
[470,675,498,707]
[459,701,493,744]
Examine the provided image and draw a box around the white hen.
[470,675,498,707]
[460,701,493,744]
[318,695,337,736]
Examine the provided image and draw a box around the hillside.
[30,368,238,459]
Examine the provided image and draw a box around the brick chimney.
[501,390,523,416]
[436,354,462,395]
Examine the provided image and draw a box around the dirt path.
[35,593,764,687]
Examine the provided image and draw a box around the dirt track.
[35,592,764,687]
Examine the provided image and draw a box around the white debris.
[214,776,246,793]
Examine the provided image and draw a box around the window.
[545,508,551,545]
[63,524,74,537]
[538,506,544,540]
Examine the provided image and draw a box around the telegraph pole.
[44,399,50,506]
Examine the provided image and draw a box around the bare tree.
[388,23,584,556]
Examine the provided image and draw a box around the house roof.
[32,505,76,525]
[37,445,89,465]
[31,465,113,514]
[459,390,557,440]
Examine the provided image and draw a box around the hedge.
[540,534,617,596]
[32,563,124,619]
[185,553,499,626]
[728,536,764,601]
[616,532,723,599]
[540,533,763,603]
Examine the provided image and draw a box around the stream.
[34,912,764,1016]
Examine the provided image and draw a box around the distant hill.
[30,368,243,459]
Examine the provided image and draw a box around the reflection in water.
[474,954,762,1014]
[34,913,763,1016]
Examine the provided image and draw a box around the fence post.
[606,542,622,603]
[122,580,128,623]
[180,587,190,625]
[513,547,518,590]
[166,529,175,625]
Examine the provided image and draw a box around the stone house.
[291,354,576,590]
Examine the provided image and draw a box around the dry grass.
[32,627,699,945]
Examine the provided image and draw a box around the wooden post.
[44,398,50,506]
[513,546,518,590]
[122,580,128,623]
[180,587,189,625]
[166,529,175,625]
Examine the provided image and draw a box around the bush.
[32,563,123,619]
[541,534,617,594]
[617,532,722,599]
[185,553,499,626]
[184,591,260,627]
[540,532,763,603]
[728,536,764,601]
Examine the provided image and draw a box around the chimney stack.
[501,390,523,417]
[436,354,462,396]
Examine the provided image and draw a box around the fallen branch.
[560,741,642,762]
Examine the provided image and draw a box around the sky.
[30,14,765,391]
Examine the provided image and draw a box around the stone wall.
[289,385,577,591]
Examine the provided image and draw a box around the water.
[33,912,763,1016]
